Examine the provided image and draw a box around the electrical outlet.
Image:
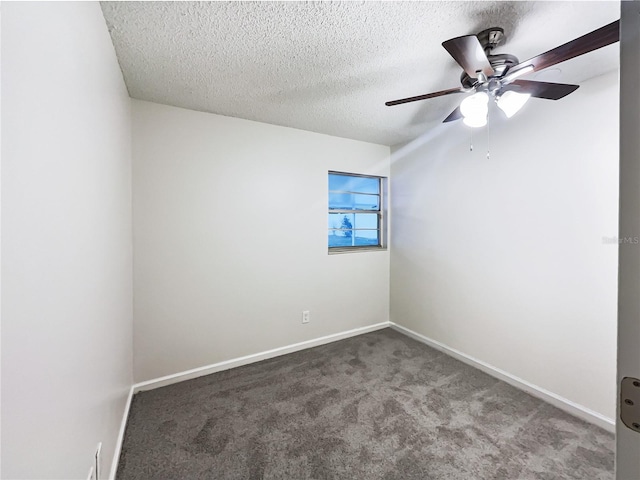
[94,442,102,480]
[302,310,310,324]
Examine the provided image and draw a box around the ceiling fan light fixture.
[460,91,488,117]
[460,91,488,127]
[496,91,531,118]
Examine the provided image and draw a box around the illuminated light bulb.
[460,92,488,128]
[460,92,489,118]
[497,91,531,118]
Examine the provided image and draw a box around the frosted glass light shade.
[460,92,488,128]
[460,92,489,118]
[497,91,531,118]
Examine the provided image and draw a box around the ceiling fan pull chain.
[470,129,474,152]
[486,112,491,159]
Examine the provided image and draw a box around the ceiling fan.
[386,20,620,127]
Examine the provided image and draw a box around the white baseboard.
[109,385,134,480]
[390,322,615,433]
[133,322,391,393]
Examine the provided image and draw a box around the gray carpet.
[117,328,614,479]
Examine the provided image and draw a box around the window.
[328,171,386,251]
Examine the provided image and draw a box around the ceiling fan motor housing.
[460,27,520,89]
[460,52,519,89]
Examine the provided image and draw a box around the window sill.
[328,246,387,255]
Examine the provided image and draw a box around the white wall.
[2,3,133,479]
[132,100,390,382]
[390,71,619,421]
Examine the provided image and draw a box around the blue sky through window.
[329,174,379,195]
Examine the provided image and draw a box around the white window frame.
[328,171,388,254]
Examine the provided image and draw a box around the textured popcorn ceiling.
[100,1,619,146]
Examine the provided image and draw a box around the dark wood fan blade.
[443,106,463,123]
[509,20,619,75]
[504,79,579,100]
[442,35,495,78]
[385,87,464,106]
